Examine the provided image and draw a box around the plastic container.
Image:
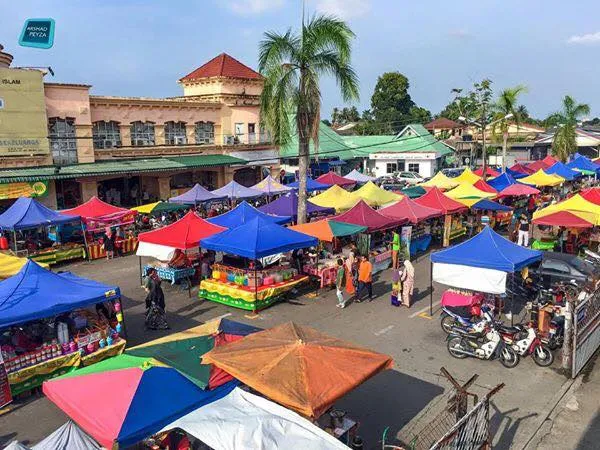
[263,276,274,286]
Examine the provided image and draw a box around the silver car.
[395,171,424,185]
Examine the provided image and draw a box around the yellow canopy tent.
[419,172,459,190]
[445,183,496,207]
[453,167,481,184]
[352,181,402,207]
[0,253,49,279]
[519,170,564,187]
[533,194,600,225]
[310,185,361,211]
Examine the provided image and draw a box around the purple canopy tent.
[258,192,335,220]
[169,184,227,204]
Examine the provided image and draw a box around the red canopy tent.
[581,188,600,205]
[473,179,498,194]
[414,187,467,214]
[315,171,356,188]
[509,163,535,175]
[138,211,225,250]
[527,160,550,172]
[473,167,500,178]
[61,196,136,231]
[532,211,594,228]
[380,197,442,224]
[334,200,401,231]
[542,155,558,166]
[497,183,540,197]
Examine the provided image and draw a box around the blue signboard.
[19,18,55,49]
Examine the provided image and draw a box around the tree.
[547,95,590,161]
[330,106,360,125]
[370,72,415,134]
[437,88,478,121]
[491,85,527,171]
[259,15,359,223]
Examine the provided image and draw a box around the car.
[395,171,424,185]
[530,252,596,288]
[441,168,465,178]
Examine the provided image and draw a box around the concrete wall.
[370,158,435,178]
[181,78,263,97]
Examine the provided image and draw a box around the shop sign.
[0,181,48,200]
[19,18,55,49]
[401,226,413,257]
[369,152,437,160]
[0,353,13,408]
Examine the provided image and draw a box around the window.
[541,259,571,274]
[248,123,256,144]
[386,163,397,174]
[397,161,405,171]
[408,163,420,174]
[130,121,155,146]
[48,117,78,165]
[92,121,121,149]
[164,121,187,145]
[194,121,214,144]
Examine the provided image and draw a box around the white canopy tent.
[343,169,377,183]
[160,387,349,450]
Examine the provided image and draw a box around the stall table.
[28,244,86,265]
[88,237,139,260]
[303,263,338,288]
[370,248,392,274]
[143,265,195,285]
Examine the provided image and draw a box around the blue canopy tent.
[287,178,332,193]
[201,216,317,259]
[0,197,79,231]
[169,184,227,204]
[258,192,335,220]
[506,168,528,180]
[429,227,542,319]
[546,161,581,181]
[566,156,600,174]
[0,260,120,328]
[487,173,517,192]
[207,201,291,228]
[211,181,264,200]
[471,199,513,212]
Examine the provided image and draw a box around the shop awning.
[258,192,335,219]
[251,175,293,195]
[169,184,227,204]
[380,197,442,224]
[201,322,393,418]
[546,161,582,181]
[334,200,402,232]
[0,197,79,231]
[518,170,564,187]
[414,187,468,214]
[471,199,513,212]
[419,172,459,190]
[208,201,291,228]
[289,219,367,242]
[532,211,595,228]
[0,253,48,280]
[309,185,361,211]
[211,181,264,199]
[488,173,517,192]
[201,216,318,259]
[315,171,355,188]
[343,169,378,184]
[287,178,332,192]
[352,181,402,207]
[0,260,120,328]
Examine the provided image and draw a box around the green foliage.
[550,95,591,162]
[331,106,360,125]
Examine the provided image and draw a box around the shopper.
[400,260,415,307]
[356,255,373,302]
[391,230,400,269]
[144,268,169,330]
[517,214,530,247]
[102,227,116,260]
[345,251,357,299]
[335,258,346,308]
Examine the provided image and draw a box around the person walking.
[345,251,357,299]
[517,214,530,247]
[144,268,169,330]
[400,260,415,307]
[335,258,346,308]
[391,230,400,269]
[102,227,116,260]
[356,255,373,302]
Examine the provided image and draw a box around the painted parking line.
[374,325,395,336]
[409,300,441,319]
[418,312,433,320]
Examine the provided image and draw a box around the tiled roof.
[179,53,262,82]
[424,117,464,130]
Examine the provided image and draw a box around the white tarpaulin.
[136,241,177,261]
[32,421,101,450]
[433,262,507,294]
[160,388,349,450]
[3,442,31,450]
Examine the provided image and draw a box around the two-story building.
[0,46,278,209]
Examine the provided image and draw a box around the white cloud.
[227,0,284,15]
[314,0,370,20]
[448,29,471,39]
[567,31,600,45]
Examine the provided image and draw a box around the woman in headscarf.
[102,226,116,260]
[144,268,169,330]
[400,259,415,307]
[344,251,357,299]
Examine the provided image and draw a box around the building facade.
[0,47,278,209]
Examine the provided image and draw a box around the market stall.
[0,261,124,397]
[207,200,291,228]
[334,200,402,273]
[344,168,378,184]
[415,187,468,246]
[473,166,500,178]
[470,198,513,229]
[497,183,540,198]
[130,201,190,215]
[315,171,356,189]
[352,181,402,207]
[533,194,600,225]
[527,160,551,172]
[287,177,332,192]
[567,155,600,175]
[453,167,481,184]
[446,182,496,207]
[258,191,335,222]
[473,179,498,194]
[0,252,48,280]
[419,172,459,190]
[309,185,361,211]
[28,421,101,450]
[508,163,534,179]
[43,354,237,449]
[581,187,600,205]
[488,172,518,192]
[211,180,264,200]
[169,183,227,204]
[519,170,565,187]
[289,219,367,288]
[0,197,83,264]
[546,161,582,181]
[400,185,428,198]
[251,175,293,195]
[199,216,318,311]
[61,196,138,260]
[380,197,443,256]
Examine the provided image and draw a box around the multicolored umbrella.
[131,201,189,214]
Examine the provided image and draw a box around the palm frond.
[258,30,300,73]
[303,15,354,62]
[311,51,359,102]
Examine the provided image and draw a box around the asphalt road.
[0,253,572,449]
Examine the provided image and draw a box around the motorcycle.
[440,305,487,334]
[446,309,520,368]
[497,322,554,367]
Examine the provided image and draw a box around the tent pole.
[80,222,90,260]
[254,263,258,314]
[139,256,143,286]
[13,230,17,254]
[429,260,433,317]
[510,272,515,326]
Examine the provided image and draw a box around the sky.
[1,0,599,119]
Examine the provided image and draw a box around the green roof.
[0,154,245,184]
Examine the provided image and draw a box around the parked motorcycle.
[440,305,486,334]
[497,322,554,367]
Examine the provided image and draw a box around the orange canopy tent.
[202,322,393,418]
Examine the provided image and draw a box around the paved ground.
[0,253,588,449]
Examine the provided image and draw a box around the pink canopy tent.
[334,200,402,232]
[316,172,356,188]
[380,197,442,224]
[61,196,136,231]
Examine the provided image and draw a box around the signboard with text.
[19,18,55,49]
[0,68,50,156]
[0,181,48,200]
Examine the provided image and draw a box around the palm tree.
[491,85,527,171]
[548,95,591,162]
[259,15,359,223]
